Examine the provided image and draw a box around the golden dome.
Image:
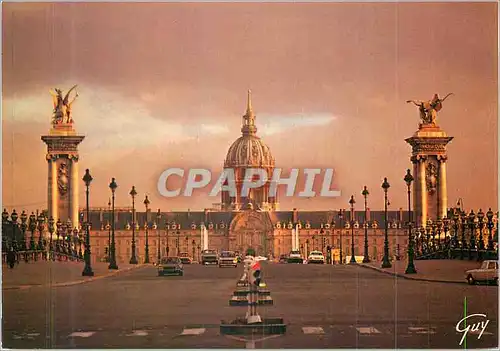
[224,90,275,168]
[225,135,274,168]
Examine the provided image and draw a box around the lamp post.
[2,209,9,253]
[460,211,467,258]
[20,210,27,252]
[37,213,45,254]
[128,186,138,264]
[468,210,476,251]
[197,244,200,262]
[82,169,94,276]
[143,196,150,264]
[349,195,356,264]
[477,209,485,252]
[156,208,161,263]
[20,211,28,261]
[404,169,416,274]
[361,186,370,263]
[11,210,19,261]
[381,177,391,268]
[107,199,111,262]
[108,178,118,270]
[66,219,72,259]
[48,216,55,260]
[338,209,344,264]
[176,231,180,255]
[29,212,36,252]
[192,239,195,260]
[73,228,79,260]
[486,208,494,251]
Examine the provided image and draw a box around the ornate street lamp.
[197,244,200,262]
[108,178,118,270]
[129,186,138,265]
[404,169,416,274]
[338,209,344,264]
[48,216,55,260]
[2,209,9,253]
[460,211,467,259]
[486,208,494,251]
[20,210,28,261]
[143,196,150,264]
[66,219,73,259]
[468,210,476,252]
[176,231,180,255]
[477,209,485,252]
[166,221,170,257]
[82,169,94,276]
[185,236,189,253]
[56,218,62,256]
[107,198,111,262]
[20,210,27,252]
[452,212,460,250]
[156,208,161,263]
[435,218,442,250]
[381,177,391,268]
[192,239,196,260]
[361,186,370,263]
[73,228,79,260]
[443,217,450,250]
[11,210,19,259]
[37,213,46,253]
[28,212,36,252]
[349,195,356,264]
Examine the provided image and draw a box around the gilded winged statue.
[406,93,453,125]
[49,85,79,125]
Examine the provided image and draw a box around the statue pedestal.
[406,123,453,227]
[50,123,76,136]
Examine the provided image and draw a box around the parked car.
[158,257,183,276]
[287,250,304,264]
[201,249,218,265]
[218,251,238,267]
[465,260,498,285]
[279,254,288,263]
[180,256,192,264]
[307,250,325,264]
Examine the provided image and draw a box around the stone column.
[419,157,427,227]
[438,156,448,220]
[71,157,79,229]
[51,157,58,223]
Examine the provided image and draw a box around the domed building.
[222,90,278,212]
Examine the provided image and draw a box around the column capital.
[437,155,448,163]
[46,153,58,161]
[411,155,427,163]
[68,154,80,161]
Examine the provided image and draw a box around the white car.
[287,250,304,264]
[465,260,498,285]
[307,250,325,264]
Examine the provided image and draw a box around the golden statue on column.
[42,84,85,229]
[405,93,454,227]
[49,85,79,125]
[406,93,454,126]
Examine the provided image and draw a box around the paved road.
[3,262,498,349]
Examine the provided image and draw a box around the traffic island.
[221,257,286,339]
[220,318,286,335]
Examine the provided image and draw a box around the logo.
[455,313,490,346]
[157,167,341,198]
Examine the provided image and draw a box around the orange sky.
[2,2,498,213]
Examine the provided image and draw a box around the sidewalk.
[2,261,149,290]
[357,259,482,284]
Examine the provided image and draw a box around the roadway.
[3,262,498,349]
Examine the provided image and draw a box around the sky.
[2,2,498,214]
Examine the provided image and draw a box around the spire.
[246,89,253,115]
[241,89,257,136]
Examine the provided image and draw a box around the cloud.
[2,84,232,152]
[256,113,337,136]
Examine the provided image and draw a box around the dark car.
[158,257,183,276]
[279,254,288,263]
